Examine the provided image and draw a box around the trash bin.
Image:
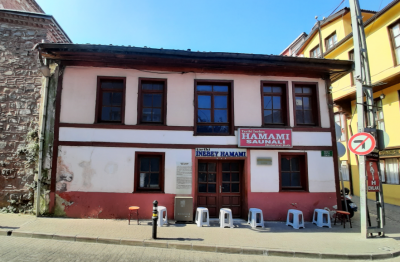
[174,196,193,222]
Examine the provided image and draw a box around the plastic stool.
[195,207,210,227]
[157,206,168,227]
[286,209,305,229]
[334,210,352,228]
[247,208,264,228]
[219,208,233,228]
[128,206,140,225]
[312,209,331,228]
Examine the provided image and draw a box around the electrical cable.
[366,0,384,35]
[328,0,345,17]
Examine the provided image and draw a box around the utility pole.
[349,0,385,238]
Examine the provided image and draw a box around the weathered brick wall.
[0,0,44,13]
[0,22,47,211]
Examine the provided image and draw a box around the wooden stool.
[334,210,352,228]
[128,206,140,225]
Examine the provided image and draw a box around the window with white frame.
[380,158,400,184]
[340,161,350,181]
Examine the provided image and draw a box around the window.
[374,99,385,131]
[137,78,167,125]
[293,83,319,126]
[334,113,346,141]
[135,152,165,192]
[279,153,308,191]
[348,50,355,86]
[310,45,321,58]
[261,82,288,126]
[95,77,126,123]
[325,32,337,50]
[380,158,400,184]
[194,80,234,135]
[389,21,400,65]
[341,161,350,181]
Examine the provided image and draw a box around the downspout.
[316,18,324,58]
[325,77,342,210]
[36,50,50,216]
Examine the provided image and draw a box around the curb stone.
[267,250,295,257]
[11,231,33,238]
[6,231,400,260]
[97,237,121,245]
[0,230,10,236]
[53,234,76,242]
[75,236,98,243]
[320,253,349,260]
[144,240,168,248]
[372,253,393,260]
[241,247,264,255]
[167,242,192,250]
[32,232,54,239]
[192,244,216,252]
[294,251,321,259]
[216,246,242,254]
[120,239,144,246]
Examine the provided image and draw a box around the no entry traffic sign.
[348,132,376,155]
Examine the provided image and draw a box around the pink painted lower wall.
[58,192,176,219]
[58,191,336,221]
[247,192,337,221]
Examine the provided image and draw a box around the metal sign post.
[349,0,385,238]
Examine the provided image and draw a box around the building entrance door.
[197,161,242,218]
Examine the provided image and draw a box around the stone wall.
[0,22,47,211]
[0,0,44,13]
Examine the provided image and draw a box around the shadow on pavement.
[157,237,203,241]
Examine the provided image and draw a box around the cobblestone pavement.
[2,236,399,262]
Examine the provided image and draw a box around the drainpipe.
[36,50,51,216]
[316,17,324,58]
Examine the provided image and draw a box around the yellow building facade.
[294,0,400,206]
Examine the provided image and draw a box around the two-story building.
[35,43,352,221]
[288,0,400,207]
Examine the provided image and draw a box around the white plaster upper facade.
[60,66,331,128]
[57,66,336,195]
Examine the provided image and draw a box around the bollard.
[152,200,158,239]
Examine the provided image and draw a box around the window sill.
[279,189,309,193]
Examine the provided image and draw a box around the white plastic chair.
[286,209,305,229]
[312,209,331,228]
[195,207,210,227]
[248,208,264,228]
[157,206,168,227]
[219,208,233,228]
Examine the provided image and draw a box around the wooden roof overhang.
[36,43,353,83]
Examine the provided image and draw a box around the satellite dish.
[337,142,346,158]
[335,123,342,141]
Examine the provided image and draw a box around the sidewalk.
[1,205,400,260]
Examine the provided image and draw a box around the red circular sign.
[348,132,376,155]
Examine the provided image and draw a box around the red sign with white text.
[367,160,380,192]
[238,128,292,148]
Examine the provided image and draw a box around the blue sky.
[36,0,392,55]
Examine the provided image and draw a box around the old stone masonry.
[0,0,71,213]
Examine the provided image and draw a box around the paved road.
[3,236,397,262]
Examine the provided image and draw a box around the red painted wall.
[58,192,176,220]
[58,191,336,221]
[248,192,337,221]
